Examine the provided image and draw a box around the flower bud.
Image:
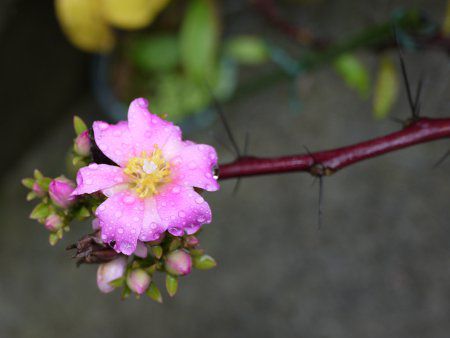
[126,269,151,294]
[32,182,46,197]
[185,235,199,248]
[133,241,148,258]
[165,250,192,276]
[49,176,76,208]
[74,130,91,157]
[97,257,127,293]
[44,214,63,232]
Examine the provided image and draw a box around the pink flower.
[73,98,219,255]
[97,256,127,293]
[49,176,76,208]
[165,250,192,276]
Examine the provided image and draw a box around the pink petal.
[127,98,183,156]
[73,164,128,195]
[93,120,135,167]
[96,190,145,255]
[170,143,219,192]
[139,198,166,242]
[155,184,212,236]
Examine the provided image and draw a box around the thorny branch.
[218,117,450,180]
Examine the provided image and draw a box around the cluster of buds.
[94,233,216,302]
[72,116,91,168]
[23,117,95,245]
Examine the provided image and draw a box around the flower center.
[124,146,171,198]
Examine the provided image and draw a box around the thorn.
[232,131,251,196]
[209,131,235,155]
[413,75,424,117]
[433,149,450,169]
[318,176,324,230]
[207,86,241,158]
[398,48,416,118]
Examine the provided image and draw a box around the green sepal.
[22,178,34,189]
[146,282,163,303]
[49,233,59,246]
[146,264,158,274]
[74,206,90,221]
[30,203,50,220]
[56,228,64,239]
[165,274,178,297]
[121,285,131,300]
[109,276,126,288]
[36,177,51,191]
[151,245,163,259]
[168,238,181,252]
[193,254,217,270]
[189,248,205,257]
[73,116,88,135]
[33,169,43,180]
[26,192,37,201]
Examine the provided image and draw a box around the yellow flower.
[55,0,171,53]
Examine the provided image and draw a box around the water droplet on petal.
[172,186,181,194]
[123,195,135,204]
[118,228,124,234]
[195,196,204,204]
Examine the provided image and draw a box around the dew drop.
[115,211,122,218]
[118,228,124,234]
[195,196,204,204]
[123,196,135,204]
[89,163,98,169]
[172,186,181,194]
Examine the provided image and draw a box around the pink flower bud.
[133,241,148,258]
[185,235,199,247]
[49,176,76,208]
[44,214,63,231]
[97,257,127,293]
[165,250,192,276]
[92,218,100,231]
[126,269,151,294]
[32,182,46,197]
[74,130,91,157]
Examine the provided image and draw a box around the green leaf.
[109,276,126,288]
[151,245,163,259]
[373,55,399,119]
[73,116,88,135]
[121,285,131,299]
[224,35,269,65]
[334,54,370,98]
[130,34,180,73]
[30,203,50,220]
[193,254,217,270]
[180,0,219,82]
[22,178,34,189]
[146,282,163,303]
[165,274,178,297]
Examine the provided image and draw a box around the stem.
[218,117,450,180]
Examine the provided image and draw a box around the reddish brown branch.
[218,117,450,180]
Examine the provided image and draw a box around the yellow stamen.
[124,146,171,198]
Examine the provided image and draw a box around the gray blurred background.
[1,1,450,337]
